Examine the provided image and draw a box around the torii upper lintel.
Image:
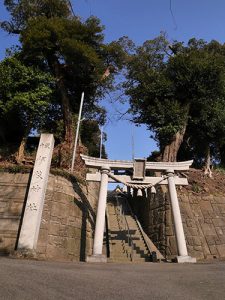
[81,154,193,171]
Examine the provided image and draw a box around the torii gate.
[81,155,196,263]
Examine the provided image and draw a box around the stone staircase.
[107,192,164,263]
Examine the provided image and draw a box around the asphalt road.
[0,258,225,300]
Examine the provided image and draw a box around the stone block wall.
[178,190,225,260]
[0,172,99,261]
[37,174,99,261]
[131,186,225,261]
[0,173,30,254]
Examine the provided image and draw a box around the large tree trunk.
[219,144,225,167]
[15,132,29,164]
[49,56,74,148]
[15,121,32,164]
[203,145,212,177]
[162,126,187,162]
[162,104,190,162]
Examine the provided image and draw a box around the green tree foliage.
[124,34,187,161]
[1,0,70,33]
[1,0,124,149]
[124,34,225,165]
[175,40,225,172]
[0,56,54,162]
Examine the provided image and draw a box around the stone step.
[109,256,150,262]
[111,241,149,253]
[109,221,120,225]
[111,257,130,261]
[110,245,125,251]
[108,258,131,263]
[111,252,149,260]
[122,249,149,258]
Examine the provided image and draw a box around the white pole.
[132,125,135,160]
[71,92,84,173]
[100,126,103,159]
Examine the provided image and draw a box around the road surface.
[0,258,225,299]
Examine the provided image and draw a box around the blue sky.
[1,0,225,160]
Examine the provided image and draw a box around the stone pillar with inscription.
[17,134,54,251]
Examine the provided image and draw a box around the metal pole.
[100,126,103,159]
[132,125,135,160]
[71,92,84,173]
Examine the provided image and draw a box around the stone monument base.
[175,255,197,263]
[13,249,38,259]
[86,254,107,263]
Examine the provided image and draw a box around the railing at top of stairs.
[115,194,135,262]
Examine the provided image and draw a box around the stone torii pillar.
[166,169,196,263]
[87,166,110,263]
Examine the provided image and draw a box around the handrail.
[134,215,153,255]
[115,195,134,261]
